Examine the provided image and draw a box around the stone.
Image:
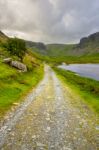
[36,142,45,147]
[11,61,27,72]
[3,58,12,63]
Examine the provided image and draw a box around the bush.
[6,38,27,60]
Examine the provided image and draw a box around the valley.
[0,30,99,150]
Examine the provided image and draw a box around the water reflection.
[58,64,99,80]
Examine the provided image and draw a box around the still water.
[58,64,99,80]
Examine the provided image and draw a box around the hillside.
[25,41,76,57]
[25,32,99,59]
[0,31,99,64]
[0,34,44,118]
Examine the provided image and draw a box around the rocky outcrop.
[3,58,27,72]
[11,61,27,72]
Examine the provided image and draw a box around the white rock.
[46,127,51,132]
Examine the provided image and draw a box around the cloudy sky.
[0,0,99,43]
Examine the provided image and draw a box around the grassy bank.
[0,60,44,118]
[53,67,99,114]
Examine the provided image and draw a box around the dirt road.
[0,65,99,150]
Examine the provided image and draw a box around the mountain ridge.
[0,31,99,57]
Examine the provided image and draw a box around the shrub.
[6,38,27,60]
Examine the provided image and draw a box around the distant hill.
[25,40,47,55]
[26,32,99,57]
[46,44,76,57]
[26,41,76,57]
[0,30,99,58]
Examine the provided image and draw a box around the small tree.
[7,38,27,61]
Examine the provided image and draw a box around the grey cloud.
[0,0,99,43]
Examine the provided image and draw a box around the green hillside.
[24,32,99,64]
[67,32,99,56]
[0,32,44,118]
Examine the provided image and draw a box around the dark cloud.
[0,0,99,43]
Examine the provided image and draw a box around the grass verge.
[53,67,99,114]
[0,60,44,118]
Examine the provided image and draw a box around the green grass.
[53,67,99,114]
[0,60,44,117]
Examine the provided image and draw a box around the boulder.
[11,61,27,72]
[3,58,12,63]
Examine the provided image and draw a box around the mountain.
[26,41,76,57]
[27,32,99,57]
[68,32,99,56]
[0,30,99,58]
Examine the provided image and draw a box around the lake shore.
[58,63,99,81]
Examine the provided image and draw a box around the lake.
[58,64,99,81]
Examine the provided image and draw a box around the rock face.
[11,61,27,72]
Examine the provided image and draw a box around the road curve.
[0,65,99,150]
